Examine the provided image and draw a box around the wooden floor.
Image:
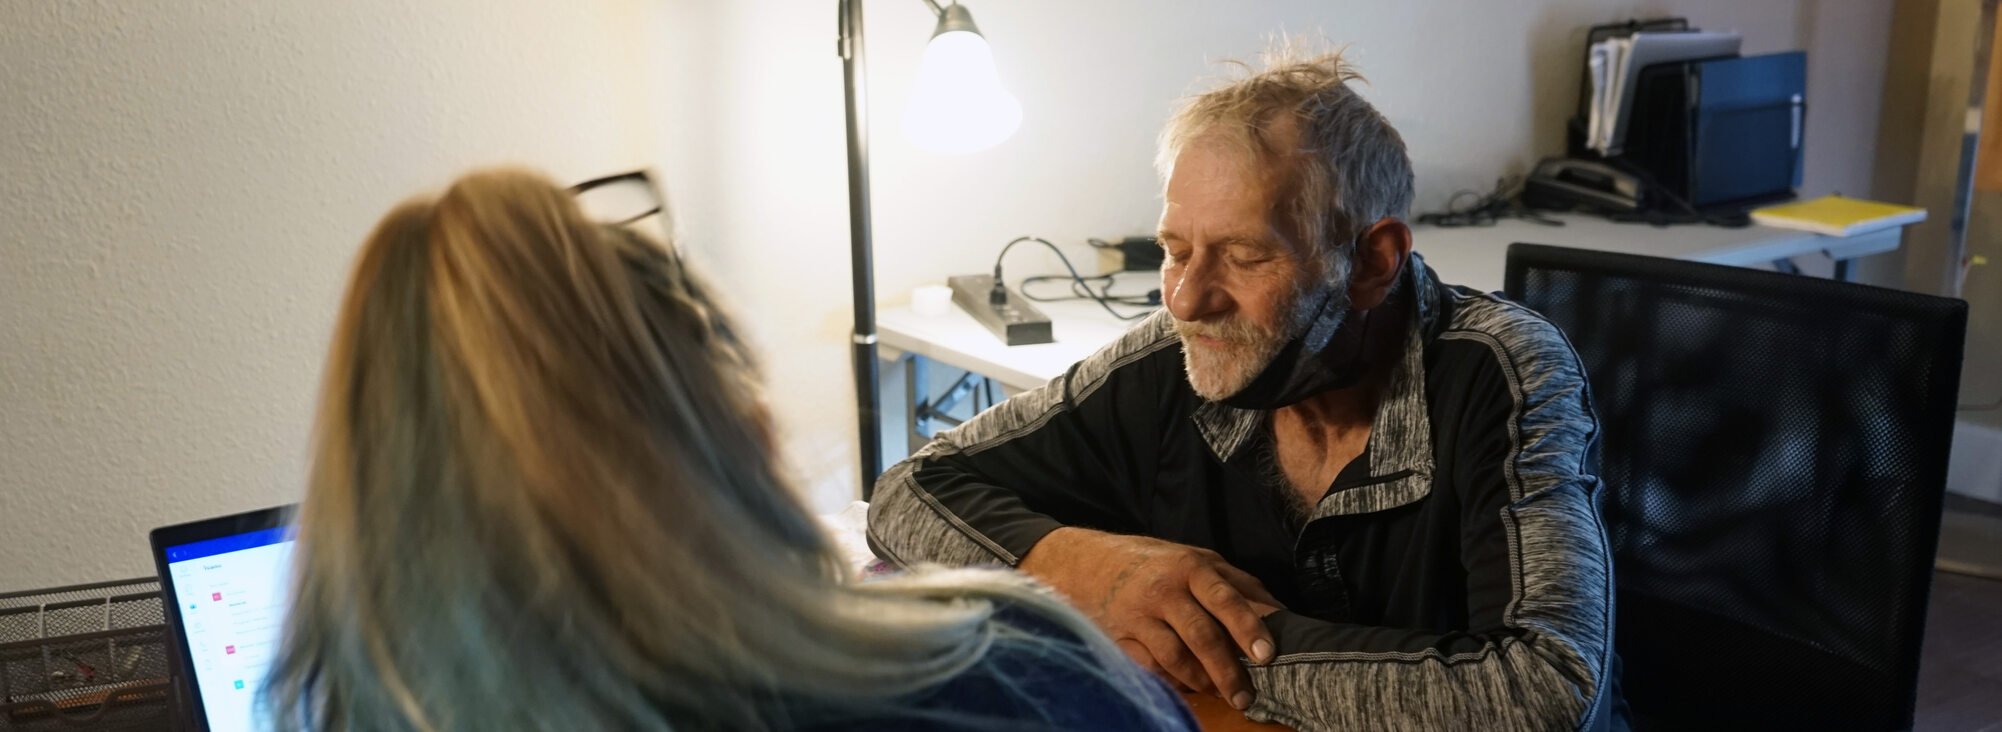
[1916,570,2002,731]
[1941,494,2002,580]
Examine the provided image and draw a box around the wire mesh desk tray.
[0,578,184,731]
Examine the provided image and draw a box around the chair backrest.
[1503,243,1967,730]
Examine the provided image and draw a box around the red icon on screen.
[211,592,222,601]
[225,645,236,655]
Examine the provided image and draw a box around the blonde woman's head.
[268,169,1043,731]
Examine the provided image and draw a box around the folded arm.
[1243,326,1618,731]
[866,312,1179,567]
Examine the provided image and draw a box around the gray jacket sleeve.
[866,311,1180,568]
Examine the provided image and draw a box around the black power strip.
[1116,236,1163,271]
[948,274,1053,346]
[1095,236,1163,272]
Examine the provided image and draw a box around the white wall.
[0,0,664,589]
[659,0,1896,509]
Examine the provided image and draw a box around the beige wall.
[0,0,664,589]
[1966,193,2002,420]
[1969,5,2002,425]
[1860,0,1997,447]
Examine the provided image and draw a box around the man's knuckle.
[1188,623,1228,651]
[1116,642,1158,670]
[1157,572,1196,599]
[1203,579,1238,603]
[1132,579,1167,604]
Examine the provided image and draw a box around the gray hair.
[1156,46,1415,288]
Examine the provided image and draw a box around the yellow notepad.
[1752,196,1928,238]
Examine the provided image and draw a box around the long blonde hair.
[263,168,1163,730]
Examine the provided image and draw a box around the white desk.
[876,214,1903,452]
[1408,214,1901,294]
[879,297,1131,391]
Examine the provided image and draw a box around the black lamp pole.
[839,0,988,499]
[837,0,884,498]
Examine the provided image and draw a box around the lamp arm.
[841,0,947,52]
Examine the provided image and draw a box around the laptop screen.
[162,527,294,732]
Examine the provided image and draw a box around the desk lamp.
[839,0,1019,496]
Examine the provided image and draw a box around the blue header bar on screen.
[165,527,292,564]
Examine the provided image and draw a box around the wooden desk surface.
[1180,691,1293,731]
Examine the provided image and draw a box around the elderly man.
[868,51,1624,731]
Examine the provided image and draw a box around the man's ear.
[1348,218,1412,310]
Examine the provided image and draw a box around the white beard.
[1180,331,1285,401]
[1176,282,1335,401]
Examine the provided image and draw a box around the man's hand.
[1018,527,1283,710]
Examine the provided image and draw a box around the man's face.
[1158,137,1325,401]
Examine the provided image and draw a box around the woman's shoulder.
[801,603,1198,731]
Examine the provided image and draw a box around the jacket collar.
[1191,252,1446,483]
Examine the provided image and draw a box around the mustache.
[1174,278,1328,344]
[1173,316,1272,345]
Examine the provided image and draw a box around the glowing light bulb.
[901,29,1021,154]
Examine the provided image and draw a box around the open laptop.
[149,505,296,732]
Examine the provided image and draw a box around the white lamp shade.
[901,30,1021,155]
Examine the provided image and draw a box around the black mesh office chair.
[1503,244,1968,731]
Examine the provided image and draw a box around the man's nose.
[1167,252,1230,323]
